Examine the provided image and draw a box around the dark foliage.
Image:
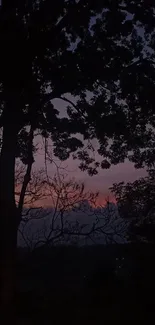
[1,0,155,318]
[1,0,155,174]
[111,170,155,243]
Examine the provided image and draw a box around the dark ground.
[16,244,155,324]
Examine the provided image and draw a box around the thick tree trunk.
[0,122,19,320]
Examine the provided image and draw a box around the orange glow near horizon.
[22,192,116,209]
[95,194,116,207]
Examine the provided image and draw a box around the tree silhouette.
[0,0,155,317]
[111,169,155,243]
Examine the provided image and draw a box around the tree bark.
[0,121,19,320]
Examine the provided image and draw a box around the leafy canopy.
[0,0,155,174]
[111,169,155,243]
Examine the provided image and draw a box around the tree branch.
[17,125,34,222]
[59,96,77,110]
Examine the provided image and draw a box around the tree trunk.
[0,121,19,320]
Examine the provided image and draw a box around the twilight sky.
[35,152,146,205]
